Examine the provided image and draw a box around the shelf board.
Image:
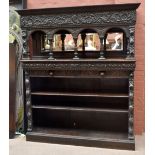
[31,92,129,98]
[32,105,128,113]
[30,75,129,79]
[21,58,136,62]
[26,127,135,150]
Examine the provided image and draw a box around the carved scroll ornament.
[22,61,135,71]
[21,10,136,28]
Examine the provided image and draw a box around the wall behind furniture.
[27,0,145,135]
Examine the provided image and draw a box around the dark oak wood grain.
[19,3,140,150]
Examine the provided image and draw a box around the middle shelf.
[32,105,128,113]
[31,91,129,110]
[31,91,129,98]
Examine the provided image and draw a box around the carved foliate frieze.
[128,72,134,140]
[25,71,32,132]
[21,10,136,28]
[22,61,135,71]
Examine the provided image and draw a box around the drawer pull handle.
[49,71,53,76]
[100,72,105,76]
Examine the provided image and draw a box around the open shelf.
[30,77,129,94]
[32,107,128,132]
[31,94,128,109]
[28,72,130,149]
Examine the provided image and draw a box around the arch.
[77,28,99,36]
[77,28,100,51]
[30,30,46,41]
[28,30,47,56]
[51,28,73,38]
[52,29,75,52]
[104,27,128,37]
[104,27,127,52]
[28,29,47,38]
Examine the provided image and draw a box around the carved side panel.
[127,26,135,58]
[25,71,32,132]
[128,72,134,139]
[22,30,29,58]
[129,26,135,56]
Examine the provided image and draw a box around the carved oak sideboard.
[17,3,140,150]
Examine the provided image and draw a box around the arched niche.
[29,30,46,56]
[104,27,127,51]
[77,29,100,51]
[104,27,127,58]
[52,30,74,52]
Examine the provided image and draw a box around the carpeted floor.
[9,133,144,155]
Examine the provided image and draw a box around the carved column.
[81,33,86,51]
[126,26,135,59]
[22,30,30,59]
[25,71,32,132]
[128,72,134,140]
[61,34,66,51]
[73,38,79,59]
[99,37,105,59]
[47,33,54,60]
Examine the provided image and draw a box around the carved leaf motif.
[21,11,136,28]
[22,62,135,71]
[71,15,80,24]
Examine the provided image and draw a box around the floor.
[9,134,145,155]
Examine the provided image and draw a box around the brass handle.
[49,71,53,76]
[100,72,105,76]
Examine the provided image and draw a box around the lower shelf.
[26,127,135,150]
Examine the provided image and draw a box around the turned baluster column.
[99,37,105,59]
[25,71,32,132]
[61,34,66,51]
[81,33,86,51]
[47,34,54,60]
[73,38,79,59]
[128,72,134,140]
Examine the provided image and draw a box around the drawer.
[28,70,130,78]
